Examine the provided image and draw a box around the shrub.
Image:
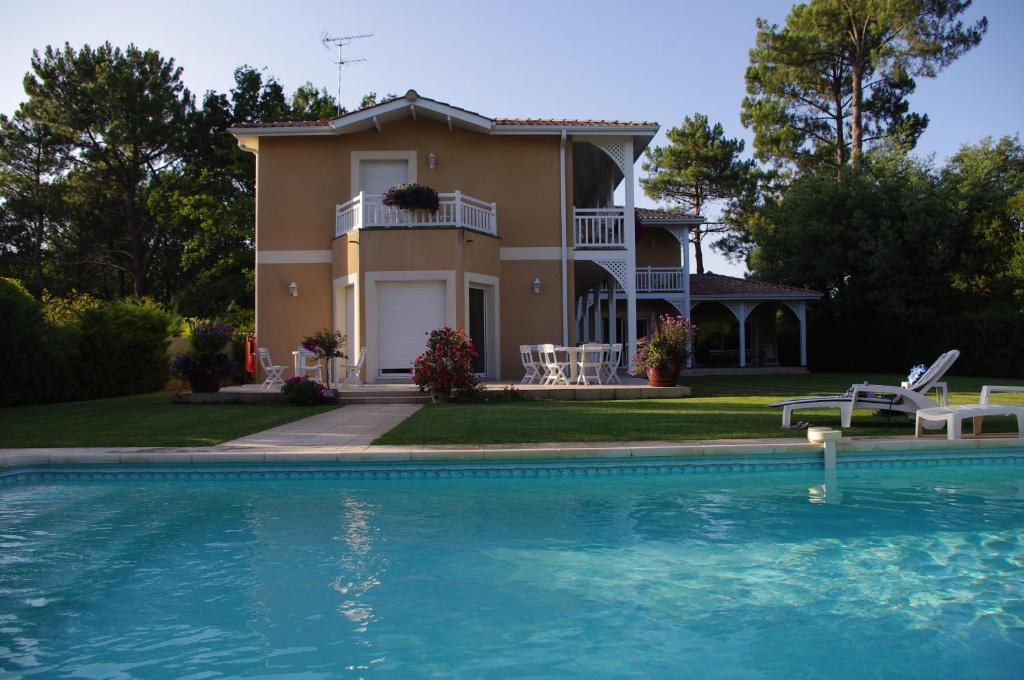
[0,280,173,405]
[413,327,483,402]
[381,183,440,212]
[77,299,173,398]
[171,320,236,393]
[631,314,697,374]
[281,376,325,405]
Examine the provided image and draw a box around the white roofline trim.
[228,126,333,138]
[492,125,659,136]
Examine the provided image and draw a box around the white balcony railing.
[636,267,687,292]
[573,207,626,248]
[610,268,687,294]
[335,191,497,237]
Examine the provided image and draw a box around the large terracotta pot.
[188,371,223,393]
[646,361,682,387]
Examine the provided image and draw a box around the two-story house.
[231,90,818,384]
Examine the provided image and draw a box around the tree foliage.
[742,0,986,171]
[744,138,1024,375]
[0,45,376,322]
[641,114,754,273]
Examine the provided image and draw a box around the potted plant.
[413,327,483,402]
[171,321,236,393]
[631,314,697,387]
[301,329,346,393]
[381,183,440,213]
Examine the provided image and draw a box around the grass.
[0,391,338,448]
[376,373,1024,446]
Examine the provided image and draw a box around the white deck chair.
[342,347,367,386]
[294,348,322,382]
[258,347,286,390]
[602,343,623,384]
[520,345,544,384]
[577,343,606,385]
[769,350,960,428]
[539,344,570,385]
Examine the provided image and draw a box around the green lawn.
[376,373,1024,446]
[0,392,337,448]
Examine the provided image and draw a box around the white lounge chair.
[770,349,960,428]
[342,347,367,386]
[916,403,1024,440]
[258,347,286,390]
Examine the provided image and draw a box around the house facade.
[231,90,818,384]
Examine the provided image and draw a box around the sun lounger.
[915,404,1024,440]
[770,350,960,428]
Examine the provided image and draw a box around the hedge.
[0,278,172,406]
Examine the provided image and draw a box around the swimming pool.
[1,452,1023,678]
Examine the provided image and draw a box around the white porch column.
[608,278,617,345]
[623,140,638,366]
[682,226,691,316]
[594,286,603,342]
[725,302,751,368]
[789,301,808,366]
[583,292,592,342]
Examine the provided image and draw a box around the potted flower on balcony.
[171,321,236,393]
[382,183,440,213]
[630,314,697,387]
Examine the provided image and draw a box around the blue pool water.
[1,458,1023,678]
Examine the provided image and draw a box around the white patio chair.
[539,344,570,385]
[294,348,323,382]
[577,343,607,385]
[257,347,286,390]
[602,343,623,384]
[342,347,367,386]
[520,345,544,384]
[770,349,960,428]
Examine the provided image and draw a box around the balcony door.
[358,159,409,195]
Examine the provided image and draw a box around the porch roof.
[690,273,822,300]
[636,208,704,224]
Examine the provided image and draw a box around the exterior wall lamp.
[532,277,542,295]
[427,152,437,170]
[288,281,299,298]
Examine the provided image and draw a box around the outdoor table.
[555,345,610,384]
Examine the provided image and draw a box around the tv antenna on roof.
[321,32,372,117]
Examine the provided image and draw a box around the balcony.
[336,191,497,238]
[573,207,626,249]
[608,267,687,294]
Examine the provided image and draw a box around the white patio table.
[556,345,611,384]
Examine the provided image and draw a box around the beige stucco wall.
[635,226,682,268]
[253,117,584,382]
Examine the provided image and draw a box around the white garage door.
[377,281,446,375]
[359,160,409,195]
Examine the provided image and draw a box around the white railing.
[335,192,497,237]
[635,267,687,292]
[573,208,626,248]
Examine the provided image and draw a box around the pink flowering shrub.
[630,314,697,375]
[413,327,483,401]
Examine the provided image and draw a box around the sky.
[3,0,1021,276]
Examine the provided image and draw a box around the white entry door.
[377,281,446,376]
[359,160,409,195]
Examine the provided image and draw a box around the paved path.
[221,403,423,449]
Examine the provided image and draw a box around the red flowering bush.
[413,327,483,402]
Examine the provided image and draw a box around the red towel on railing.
[244,335,256,377]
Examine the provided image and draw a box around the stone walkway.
[221,403,423,449]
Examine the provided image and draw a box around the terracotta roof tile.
[690,273,820,297]
[493,118,657,127]
[636,208,702,221]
